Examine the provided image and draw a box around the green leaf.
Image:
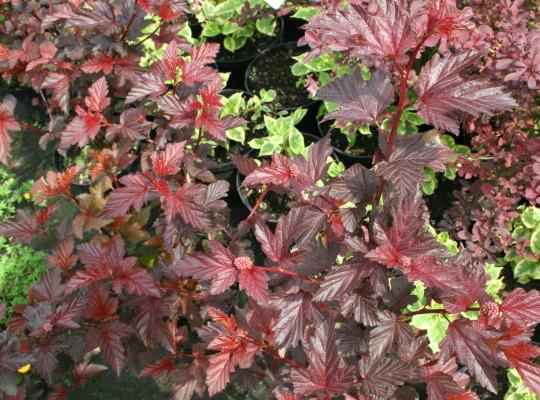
[255,16,276,36]
[259,89,276,103]
[211,0,242,16]
[288,130,305,155]
[236,25,254,38]
[222,92,246,116]
[291,62,310,76]
[263,115,278,134]
[259,141,277,156]
[454,145,471,156]
[513,258,540,284]
[226,127,245,143]
[521,207,540,229]
[485,263,503,299]
[440,134,456,148]
[291,6,319,21]
[531,228,540,255]
[292,108,307,125]
[221,21,239,35]
[223,36,239,52]
[248,138,265,149]
[202,21,221,37]
[328,160,345,177]
[421,168,437,195]
[410,302,449,352]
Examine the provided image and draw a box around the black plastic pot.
[316,118,375,168]
[216,18,284,90]
[235,132,336,225]
[244,41,320,135]
[282,15,307,43]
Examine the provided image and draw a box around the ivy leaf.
[317,70,394,126]
[416,51,517,134]
[291,322,354,398]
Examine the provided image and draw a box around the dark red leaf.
[238,267,269,304]
[318,70,394,126]
[85,320,132,376]
[151,141,186,177]
[416,51,517,134]
[0,95,19,165]
[358,356,412,398]
[0,210,37,244]
[74,363,108,388]
[139,358,176,378]
[500,288,540,328]
[173,241,237,295]
[48,239,78,270]
[85,284,118,321]
[375,132,454,196]
[30,269,64,302]
[369,311,414,359]
[85,76,110,113]
[440,318,499,392]
[126,73,167,103]
[291,322,354,398]
[502,342,540,398]
[163,182,211,230]
[104,173,154,217]
[42,72,70,113]
[128,296,175,353]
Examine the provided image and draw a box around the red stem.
[401,306,480,319]
[385,38,426,160]
[254,265,319,284]
[20,122,47,135]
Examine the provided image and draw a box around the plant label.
[263,0,285,9]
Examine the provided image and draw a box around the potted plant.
[192,0,284,88]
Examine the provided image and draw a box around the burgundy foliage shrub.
[0,1,538,400]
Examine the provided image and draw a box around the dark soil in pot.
[317,119,376,168]
[245,42,315,111]
[217,19,284,90]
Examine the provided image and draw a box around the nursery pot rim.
[316,117,375,165]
